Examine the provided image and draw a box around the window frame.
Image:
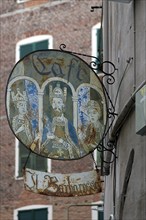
[16,35,53,62]
[14,205,52,220]
[15,35,53,179]
[92,23,103,75]
[92,23,101,59]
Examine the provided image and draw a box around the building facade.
[0,0,104,220]
[102,0,146,219]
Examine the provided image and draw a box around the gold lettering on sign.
[24,168,101,197]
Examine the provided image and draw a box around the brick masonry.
[0,0,103,219]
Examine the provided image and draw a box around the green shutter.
[19,142,32,177]
[35,40,48,51]
[98,210,104,220]
[18,209,47,220]
[19,142,47,177]
[96,28,103,60]
[18,210,33,220]
[20,43,33,59]
[96,27,103,73]
[34,208,48,220]
[96,28,101,59]
[35,154,47,172]
[20,39,49,59]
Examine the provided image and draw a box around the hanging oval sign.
[6,50,107,160]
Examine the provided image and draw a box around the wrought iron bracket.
[59,44,118,165]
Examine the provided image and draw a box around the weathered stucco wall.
[104,0,146,219]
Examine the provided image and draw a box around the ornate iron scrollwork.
[60,44,117,78]
[59,44,118,165]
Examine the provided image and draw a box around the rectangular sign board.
[24,168,102,197]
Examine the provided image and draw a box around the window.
[15,35,53,178]
[14,205,52,220]
[15,140,51,178]
[91,202,104,220]
[16,35,53,61]
[15,139,51,178]
[18,209,47,220]
[92,23,103,74]
[92,24,103,169]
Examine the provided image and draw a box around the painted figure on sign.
[42,83,80,159]
[11,88,33,146]
[78,100,104,153]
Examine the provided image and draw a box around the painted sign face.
[6,50,107,160]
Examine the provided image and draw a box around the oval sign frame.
[6,50,107,160]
